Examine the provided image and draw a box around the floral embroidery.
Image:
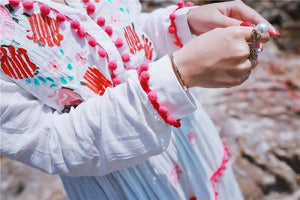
[0,5,15,36]
[124,24,143,55]
[27,13,63,47]
[110,16,121,25]
[142,35,153,61]
[170,165,183,185]
[187,132,197,147]
[83,67,112,95]
[48,87,83,107]
[75,52,88,65]
[47,59,62,73]
[0,45,37,79]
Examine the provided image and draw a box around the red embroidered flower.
[0,5,15,36]
[84,67,112,95]
[170,165,183,185]
[187,132,197,147]
[123,25,143,55]
[142,35,153,60]
[48,88,83,106]
[47,59,62,73]
[27,13,64,47]
[0,45,37,79]
[75,51,88,65]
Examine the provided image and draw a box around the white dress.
[0,0,243,199]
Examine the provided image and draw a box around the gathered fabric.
[0,0,243,199]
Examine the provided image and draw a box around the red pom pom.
[139,62,149,72]
[98,48,106,58]
[114,38,123,48]
[71,20,80,29]
[83,0,89,2]
[56,13,66,22]
[174,38,181,46]
[189,196,197,200]
[86,3,95,15]
[186,1,194,7]
[88,37,97,47]
[40,4,50,15]
[105,26,113,36]
[215,191,219,196]
[168,25,175,34]
[121,53,130,62]
[97,17,105,26]
[169,13,176,20]
[158,106,168,117]
[166,115,177,125]
[140,71,150,83]
[177,1,184,8]
[147,91,157,102]
[77,27,86,38]
[23,1,33,10]
[108,61,117,71]
[9,0,20,7]
[113,76,121,85]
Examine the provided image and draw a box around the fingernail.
[276,29,281,38]
[240,22,254,27]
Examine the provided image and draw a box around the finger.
[237,59,252,72]
[228,1,279,37]
[214,12,243,27]
[234,26,270,44]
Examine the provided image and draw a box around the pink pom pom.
[77,27,86,38]
[113,76,121,85]
[108,61,117,71]
[98,48,106,58]
[166,116,177,125]
[23,1,33,10]
[97,17,105,26]
[215,191,219,196]
[174,38,181,46]
[177,1,184,8]
[214,177,219,182]
[56,13,66,22]
[158,106,168,117]
[174,120,181,128]
[105,26,113,36]
[169,13,176,20]
[88,37,97,47]
[147,91,157,102]
[140,71,150,83]
[114,38,123,48]
[70,20,80,29]
[40,4,50,15]
[139,62,149,72]
[86,3,95,15]
[168,25,175,33]
[121,53,130,62]
[9,0,20,7]
[83,0,89,2]
[186,1,194,7]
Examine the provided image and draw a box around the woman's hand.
[173,26,270,88]
[187,0,280,38]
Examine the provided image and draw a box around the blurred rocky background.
[1,0,299,200]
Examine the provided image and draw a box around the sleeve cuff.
[174,6,196,45]
[148,55,197,119]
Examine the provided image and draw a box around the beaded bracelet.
[169,53,188,92]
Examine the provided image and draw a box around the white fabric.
[0,0,196,176]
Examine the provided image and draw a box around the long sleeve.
[137,5,194,57]
[0,54,196,177]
